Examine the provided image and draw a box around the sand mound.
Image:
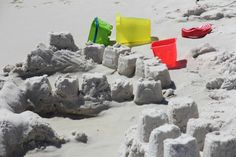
[191,43,217,58]
[10,46,94,78]
[0,109,64,157]
[0,81,29,113]
[3,33,94,78]
[180,2,236,22]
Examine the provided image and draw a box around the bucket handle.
[93,17,99,43]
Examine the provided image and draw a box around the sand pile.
[189,43,236,93]
[162,1,236,22]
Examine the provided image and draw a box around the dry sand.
[1,0,236,156]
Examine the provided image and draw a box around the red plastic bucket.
[151,38,177,69]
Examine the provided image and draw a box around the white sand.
[1,0,236,156]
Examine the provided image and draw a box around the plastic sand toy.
[182,24,212,39]
[151,38,187,69]
[88,17,113,46]
[116,14,151,46]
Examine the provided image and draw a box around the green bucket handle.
[93,17,99,43]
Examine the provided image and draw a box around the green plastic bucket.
[88,17,113,46]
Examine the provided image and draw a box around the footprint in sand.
[114,1,120,4]
[59,0,71,5]
[42,1,54,5]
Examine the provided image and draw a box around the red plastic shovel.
[182,24,212,39]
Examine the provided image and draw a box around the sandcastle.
[2,0,236,156]
[102,44,131,69]
[167,97,199,132]
[118,53,140,77]
[82,72,112,101]
[203,131,236,157]
[119,102,201,157]
[111,79,133,102]
[133,78,163,105]
[164,134,200,157]
[83,42,105,64]
[118,96,236,157]
[186,118,220,151]
[137,109,169,143]
[82,41,173,105]
[148,124,181,157]
[5,38,94,78]
[0,32,176,156]
[135,57,172,88]
[2,30,235,157]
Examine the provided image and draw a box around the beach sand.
[1,0,236,156]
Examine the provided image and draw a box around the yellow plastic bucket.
[116,14,151,46]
